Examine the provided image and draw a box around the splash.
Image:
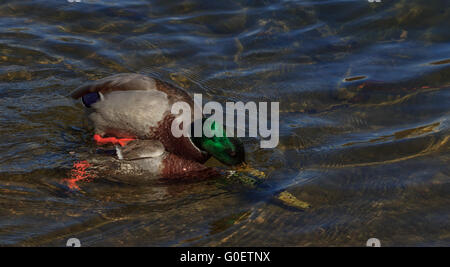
[64,160,97,190]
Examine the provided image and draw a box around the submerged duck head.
[191,121,245,166]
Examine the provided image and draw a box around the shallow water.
[0,0,449,246]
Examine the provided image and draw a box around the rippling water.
[0,0,449,246]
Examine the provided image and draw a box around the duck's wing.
[70,73,193,105]
[119,140,166,160]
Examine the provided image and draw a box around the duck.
[70,73,245,179]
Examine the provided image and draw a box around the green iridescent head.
[191,120,245,166]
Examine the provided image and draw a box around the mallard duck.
[71,73,245,179]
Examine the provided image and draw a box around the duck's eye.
[81,92,101,108]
